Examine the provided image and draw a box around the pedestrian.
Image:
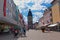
[23,27,26,37]
[41,26,45,33]
[20,27,23,36]
[14,29,19,38]
[9,26,14,34]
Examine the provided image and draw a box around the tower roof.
[28,9,32,16]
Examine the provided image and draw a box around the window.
[11,4,13,7]
[9,0,11,4]
[7,0,11,4]
[7,0,12,7]
[6,8,9,15]
[6,8,12,18]
[10,12,12,18]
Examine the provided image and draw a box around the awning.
[0,16,18,26]
[48,23,58,27]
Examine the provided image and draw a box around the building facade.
[43,8,52,24]
[51,0,60,23]
[38,17,44,27]
[0,0,21,32]
[0,0,18,25]
[33,22,39,29]
[39,0,60,27]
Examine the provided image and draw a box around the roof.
[28,9,32,16]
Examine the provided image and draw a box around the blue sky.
[13,0,53,24]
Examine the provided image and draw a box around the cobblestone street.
[18,30,60,40]
[0,30,60,40]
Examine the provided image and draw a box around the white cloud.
[31,0,44,4]
[33,16,38,23]
[30,4,42,10]
[33,12,43,17]
[19,9,22,13]
[33,16,39,23]
[44,0,53,3]
[24,0,31,3]
[13,0,46,10]
[41,6,47,10]
[28,3,47,10]
[23,15,28,24]
[13,0,53,23]
[13,0,53,10]
[18,4,26,9]
[13,0,20,5]
[33,12,43,23]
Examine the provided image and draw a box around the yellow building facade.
[51,0,60,23]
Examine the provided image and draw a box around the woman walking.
[14,29,19,38]
[23,27,26,37]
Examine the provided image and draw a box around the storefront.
[0,17,18,33]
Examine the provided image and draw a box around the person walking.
[20,27,23,37]
[41,26,45,33]
[14,29,19,38]
[23,27,26,37]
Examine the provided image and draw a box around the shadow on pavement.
[0,32,18,40]
[41,31,53,33]
[20,36,27,38]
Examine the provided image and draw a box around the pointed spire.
[28,9,32,16]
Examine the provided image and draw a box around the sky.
[13,0,53,24]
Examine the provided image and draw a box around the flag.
[19,14,23,19]
[3,0,6,16]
